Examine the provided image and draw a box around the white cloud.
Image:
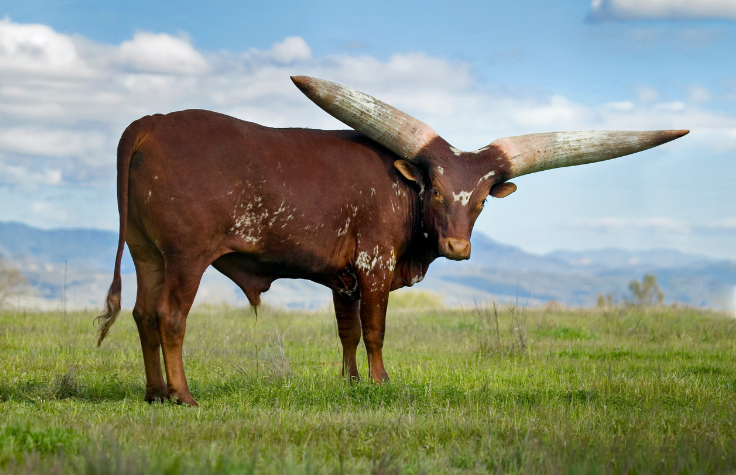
[569,217,692,234]
[703,218,736,230]
[605,101,635,111]
[0,162,62,187]
[589,0,736,21]
[634,86,659,103]
[688,86,712,103]
[569,217,736,235]
[267,36,312,64]
[654,101,686,111]
[0,128,107,160]
[117,31,209,74]
[511,95,591,128]
[0,17,93,76]
[30,200,69,225]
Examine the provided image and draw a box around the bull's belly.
[211,250,359,305]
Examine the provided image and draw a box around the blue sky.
[1,0,736,258]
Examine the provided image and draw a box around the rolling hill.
[1,221,734,311]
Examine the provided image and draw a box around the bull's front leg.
[332,290,361,380]
[357,274,391,383]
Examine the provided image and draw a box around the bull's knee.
[132,307,144,324]
[134,308,161,348]
[336,321,361,346]
[339,330,361,348]
[134,307,158,326]
[156,310,185,337]
[363,331,384,351]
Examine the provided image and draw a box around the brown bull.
[96,76,687,405]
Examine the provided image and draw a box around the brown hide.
[103,110,437,404]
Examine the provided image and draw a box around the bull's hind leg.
[155,259,208,406]
[132,258,167,402]
[332,291,361,380]
[127,232,167,402]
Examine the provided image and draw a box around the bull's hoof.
[170,391,199,407]
[342,367,360,382]
[370,371,389,384]
[144,389,169,403]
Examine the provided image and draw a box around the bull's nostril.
[445,238,470,259]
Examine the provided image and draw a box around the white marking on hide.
[381,249,397,272]
[437,166,444,175]
[450,147,463,156]
[477,170,495,186]
[355,252,374,273]
[145,190,151,204]
[423,232,428,238]
[371,187,376,197]
[231,197,270,244]
[337,217,350,237]
[355,246,395,275]
[273,202,287,215]
[410,274,424,285]
[471,146,489,154]
[452,191,472,206]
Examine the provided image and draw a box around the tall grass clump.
[475,301,528,356]
[234,329,291,380]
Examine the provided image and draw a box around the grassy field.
[1,295,735,474]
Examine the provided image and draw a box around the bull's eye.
[431,188,443,202]
[432,188,440,196]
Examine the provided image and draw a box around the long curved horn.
[493,130,689,179]
[291,76,438,160]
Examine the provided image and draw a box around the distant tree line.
[598,274,664,308]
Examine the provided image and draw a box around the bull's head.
[292,76,688,261]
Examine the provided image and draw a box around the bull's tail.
[95,117,153,346]
[96,275,122,346]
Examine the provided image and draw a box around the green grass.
[1,299,735,474]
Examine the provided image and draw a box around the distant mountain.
[0,221,133,273]
[424,234,734,308]
[0,221,733,311]
[547,247,717,272]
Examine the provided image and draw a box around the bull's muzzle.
[441,238,471,261]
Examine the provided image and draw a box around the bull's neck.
[396,177,440,276]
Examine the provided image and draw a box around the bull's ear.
[490,182,517,198]
[394,160,424,187]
